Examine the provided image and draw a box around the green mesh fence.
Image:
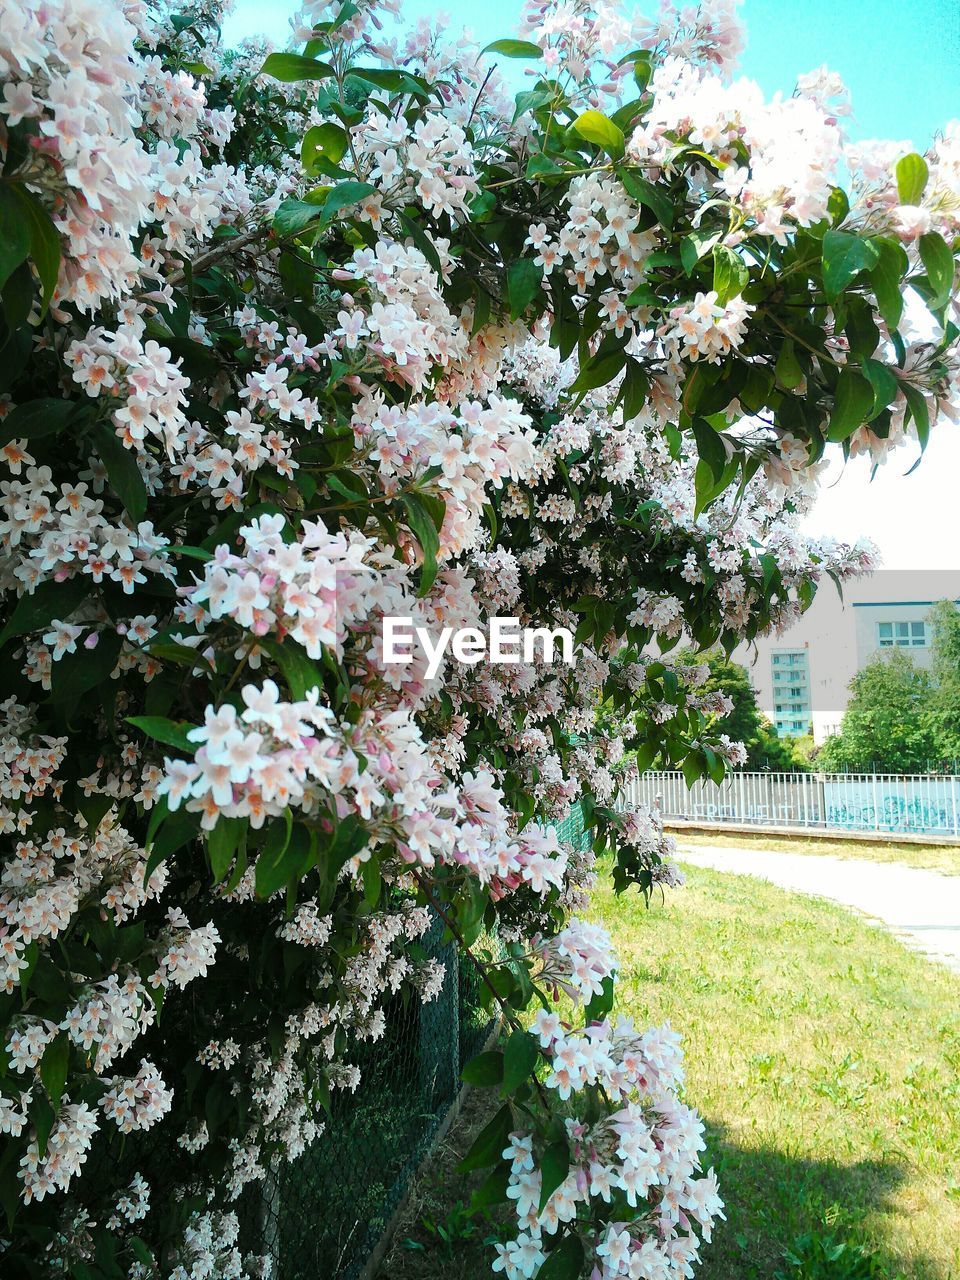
[551,802,590,851]
[238,803,593,1278]
[237,911,478,1280]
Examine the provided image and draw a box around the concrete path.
[677,843,960,974]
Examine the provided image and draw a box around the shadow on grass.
[702,1119,926,1280]
[379,1105,939,1280]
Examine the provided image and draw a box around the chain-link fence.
[239,802,593,1279]
[236,911,481,1280]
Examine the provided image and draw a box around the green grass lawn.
[381,862,960,1280]
[674,829,960,875]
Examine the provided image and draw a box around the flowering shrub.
[0,0,957,1276]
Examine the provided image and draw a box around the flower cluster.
[181,512,376,659]
[664,290,753,364]
[354,110,479,222]
[494,1007,723,1278]
[352,391,539,555]
[162,1210,272,1280]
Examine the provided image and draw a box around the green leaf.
[458,1103,513,1172]
[0,398,75,449]
[827,186,850,226]
[538,1141,570,1213]
[620,358,650,421]
[0,1147,19,1232]
[396,211,445,273]
[691,417,728,482]
[633,54,653,92]
[775,340,804,390]
[821,230,880,300]
[401,492,442,595]
[273,198,324,236]
[0,575,90,647]
[895,152,929,205]
[470,1163,511,1211]
[77,791,115,835]
[322,814,369,879]
[461,1050,504,1087]
[259,52,334,82]
[129,1239,155,1269]
[827,368,875,441]
[693,458,718,517]
[501,1029,539,1095]
[259,637,323,700]
[680,228,720,276]
[525,154,565,182]
[39,1034,69,1110]
[619,169,673,229]
[92,423,147,522]
[1,260,34,337]
[712,244,748,305]
[868,237,908,330]
[31,1095,54,1162]
[346,66,432,100]
[843,295,880,358]
[507,257,543,320]
[918,231,954,308]
[12,187,60,317]
[583,973,615,1022]
[169,544,213,562]
[537,1234,584,1279]
[49,631,122,702]
[301,123,348,174]
[901,380,931,451]
[569,347,626,395]
[361,855,381,908]
[0,186,31,293]
[861,357,898,417]
[482,39,543,58]
[571,110,625,159]
[207,817,245,883]
[624,282,658,308]
[255,811,296,897]
[682,753,703,788]
[126,716,196,753]
[322,181,377,221]
[145,796,170,851]
[513,87,555,122]
[143,806,201,880]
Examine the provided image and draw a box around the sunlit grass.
[382,861,960,1279]
[590,862,960,1279]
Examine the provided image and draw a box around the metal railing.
[622,770,960,838]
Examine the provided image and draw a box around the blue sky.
[225,0,959,143]
[221,0,960,567]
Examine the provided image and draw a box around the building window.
[877,621,927,648]
[771,650,810,736]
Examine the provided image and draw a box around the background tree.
[818,650,940,773]
[929,599,960,763]
[688,651,808,770]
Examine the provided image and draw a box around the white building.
[735,570,960,743]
